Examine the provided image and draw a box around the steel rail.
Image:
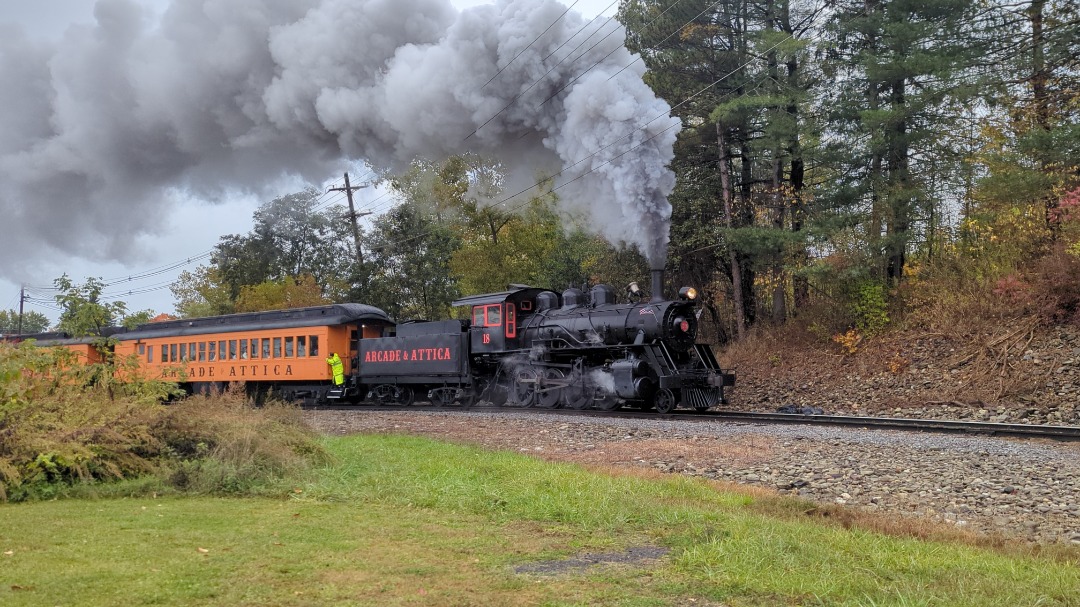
[313,403,1080,442]
[706,410,1080,442]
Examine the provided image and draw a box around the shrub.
[0,343,328,502]
[853,282,890,335]
[1029,245,1080,323]
[153,390,332,496]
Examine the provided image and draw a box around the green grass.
[1,433,1077,606]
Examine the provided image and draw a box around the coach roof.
[119,303,392,340]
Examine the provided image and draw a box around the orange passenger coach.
[114,304,393,401]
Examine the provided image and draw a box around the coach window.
[262,339,271,359]
[285,336,294,357]
[138,344,145,358]
[273,337,282,358]
[170,344,178,363]
[161,345,168,363]
[145,345,152,363]
[297,336,306,357]
[218,341,226,359]
[229,340,237,360]
[309,335,319,357]
[189,343,196,362]
[208,341,216,362]
[199,342,206,362]
[250,339,259,359]
[240,340,248,359]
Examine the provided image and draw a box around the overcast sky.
[0,0,629,325]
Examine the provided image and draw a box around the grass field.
[1,433,1077,606]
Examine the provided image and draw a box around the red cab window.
[484,304,502,327]
[505,303,517,338]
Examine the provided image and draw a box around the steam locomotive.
[4,270,734,413]
[356,269,734,413]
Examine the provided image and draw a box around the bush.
[0,343,328,502]
[153,391,332,496]
[1029,245,1080,323]
[853,282,890,335]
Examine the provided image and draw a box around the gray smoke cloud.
[0,0,680,283]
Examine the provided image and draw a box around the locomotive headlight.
[678,287,698,301]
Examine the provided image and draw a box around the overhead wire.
[480,0,582,90]
[372,0,843,254]
[12,175,355,323]
[16,1,859,315]
[465,1,622,141]
[541,0,719,107]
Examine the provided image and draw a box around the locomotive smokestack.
[650,268,665,303]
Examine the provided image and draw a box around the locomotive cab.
[453,286,548,355]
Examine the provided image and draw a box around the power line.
[480,0,582,90]
[605,0,721,83]
[371,1,837,255]
[22,176,353,296]
[465,1,622,141]
[541,0,721,108]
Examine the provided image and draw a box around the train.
[3,270,734,413]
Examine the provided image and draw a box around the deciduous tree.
[0,310,50,334]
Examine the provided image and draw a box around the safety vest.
[326,353,345,386]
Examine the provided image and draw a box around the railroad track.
[308,403,1080,442]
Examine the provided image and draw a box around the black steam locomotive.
[353,270,734,413]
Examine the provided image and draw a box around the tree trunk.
[885,76,909,284]
[718,120,746,341]
[780,0,809,312]
[1028,0,1057,235]
[767,0,788,324]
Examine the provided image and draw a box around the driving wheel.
[536,368,564,408]
[512,367,537,406]
[563,378,591,409]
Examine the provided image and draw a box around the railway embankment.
[305,409,1080,546]
[723,321,1080,426]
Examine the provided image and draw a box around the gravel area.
[304,408,1080,546]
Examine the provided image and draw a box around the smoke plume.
[0,0,680,281]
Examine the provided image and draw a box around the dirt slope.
[721,320,1080,425]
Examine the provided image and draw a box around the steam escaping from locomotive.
[0,0,680,281]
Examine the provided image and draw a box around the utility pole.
[327,172,372,267]
[17,286,25,334]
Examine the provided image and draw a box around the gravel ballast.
[304,409,1080,546]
